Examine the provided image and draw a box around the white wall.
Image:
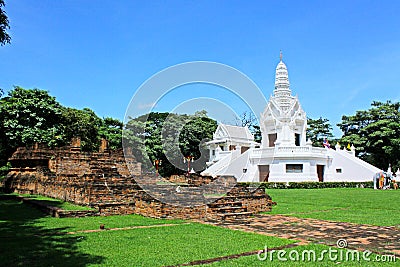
[325,149,381,182]
[268,160,319,182]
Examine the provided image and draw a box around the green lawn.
[266,188,400,227]
[24,194,97,211]
[2,192,95,211]
[205,244,398,266]
[0,200,293,266]
[1,188,399,266]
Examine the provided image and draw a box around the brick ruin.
[2,138,274,220]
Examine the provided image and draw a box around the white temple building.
[202,54,382,182]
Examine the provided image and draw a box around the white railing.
[250,146,328,159]
[250,148,275,159]
[218,151,231,156]
[278,146,310,153]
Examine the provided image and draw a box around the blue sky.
[1,0,400,136]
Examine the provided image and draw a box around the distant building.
[202,54,381,182]
[206,123,258,164]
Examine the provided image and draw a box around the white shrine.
[202,54,382,182]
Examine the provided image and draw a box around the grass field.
[205,243,398,266]
[1,188,399,266]
[266,188,400,227]
[0,200,293,266]
[5,193,95,211]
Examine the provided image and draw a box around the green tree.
[0,0,11,46]
[0,86,126,169]
[252,125,262,143]
[123,111,217,177]
[306,117,334,147]
[0,87,64,165]
[99,117,123,150]
[337,101,400,171]
[60,107,102,151]
[178,112,217,172]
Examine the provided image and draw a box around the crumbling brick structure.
[3,138,274,220]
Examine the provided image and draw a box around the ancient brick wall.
[3,139,274,220]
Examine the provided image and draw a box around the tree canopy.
[0,87,64,164]
[61,107,103,151]
[338,101,400,171]
[123,111,217,177]
[0,87,124,166]
[306,117,334,147]
[0,0,11,46]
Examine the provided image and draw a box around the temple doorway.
[259,165,270,182]
[317,165,325,182]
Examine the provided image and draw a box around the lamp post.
[153,159,162,174]
[183,156,194,174]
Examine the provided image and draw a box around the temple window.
[286,164,303,173]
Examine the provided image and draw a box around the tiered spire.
[273,51,292,98]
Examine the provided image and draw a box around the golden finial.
[279,50,283,61]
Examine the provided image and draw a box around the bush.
[0,162,11,181]
[237,181,374,189]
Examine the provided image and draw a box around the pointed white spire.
[273,51,292,98]
[273,51,293,112]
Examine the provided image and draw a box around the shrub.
[0,162,11,182]
[237,181,374,189]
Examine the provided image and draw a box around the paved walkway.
[207,214,400,256]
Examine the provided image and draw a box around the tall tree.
[337,101,400,171]
[123,111,217,177]
[60,107,102,151]
[0,0,11,46]
[99,117,123,150]
[0,86,127,169]
[306,117,334,147]
[0,87,64,165]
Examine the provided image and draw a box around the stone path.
[207,214,400,257]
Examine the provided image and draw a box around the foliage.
[266,188,400,226]
[60,107,103,151]
[0,87,64,165]
[252,125,262,143]
[337,101,400,171]
[0,162,10,181]
[0,87,125,165]
[98,117,123,150]
[124,111,217,177]
[306,117,335,147]
[239,181,374,189]
[0,0,10,46]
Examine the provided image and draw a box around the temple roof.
[212,123,254,142]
